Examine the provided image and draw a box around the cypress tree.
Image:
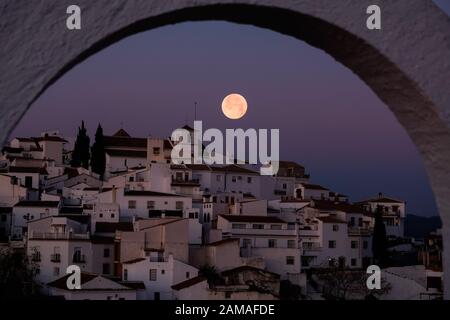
[71,121,90,169]
[372,205,388,266]
[90,124,106,178]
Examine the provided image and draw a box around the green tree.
[71,120,90,169]
[90,124,106,178]
[372,205,388,266]
[198,265,223,286]
[0,248,39,299]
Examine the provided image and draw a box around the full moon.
[221,93,248,119]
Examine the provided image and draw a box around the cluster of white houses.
[0,128,407,300]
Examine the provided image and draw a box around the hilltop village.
[0,124,442,300]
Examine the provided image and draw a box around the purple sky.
[11,1,450,216]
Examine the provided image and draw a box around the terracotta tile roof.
[358,196,404,204]
[278,161,305,169]
[185,164,211,171]
[47,272,97,290]
[172,276,206,290]
[35,136,68,143]
[2,146,23,153]
[219,214,286,223]
[316,216,347,224]
[313,200,364,214]
[122,258,146,264]
[211,164,258,175]
[301,183,329,191]
[105,149,147,158]
[207,238,239,246]
[221,265,280,278]
[124,190,182,197]
[47,273,134,291]
[113,128,131,137]
[8,166,48,174]
[14,200,59,208]
[95,222,134,233]
[104,135,147,149]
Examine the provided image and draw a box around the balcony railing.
[73,254,86,263]
[31,254,41,262]
[50,253,61,262]
[348,227,372,235]
[30,231,90,240]
[302,243,322,252]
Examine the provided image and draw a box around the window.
[147,201,155,209]
[24,176,33,188]
[351,241,358,249]
[176,201,184,210]
[99,213,103,218]
[286,256,295,265]
[124,269,128,281]
[247,177,252,183]
[329,258,336,267]
[232,223,246,229]
[73,247,83,262]
[53,267,60,276]
[216,175,221,182]
[350,217,355,226]
[328,240,336,249]
[363,241,368,249]
[282,183,287,189]
[268,239,277,248]
[243,239,252,248]
[287,223,296,230]
[358,218,363,227]
[351,258,357,267]
[153,147,160,155]
[0,214,6,222]
[111,213,115,219]
[102,263,110,275]
[252,224,264,230]
[128,200,136,209]
[232,176,236,183]
[154,292,160,300]
[287,240,296,248]
[104,248,110,258]
[332,225,339,231]
[270,224,282,230]
[129,176,134,182]
[161,269,165,274]
[149,269,157,281]
[186,272,190,279]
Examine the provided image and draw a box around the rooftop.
[14,200,59,208]
[219,214,286,223]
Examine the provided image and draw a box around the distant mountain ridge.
[405,214,442,239]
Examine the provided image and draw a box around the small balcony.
[31,253,41,262]
[73,254,86,263]
[302,243,322,252]
[50,253,61,262]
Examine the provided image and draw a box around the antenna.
[194,101,197,121]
